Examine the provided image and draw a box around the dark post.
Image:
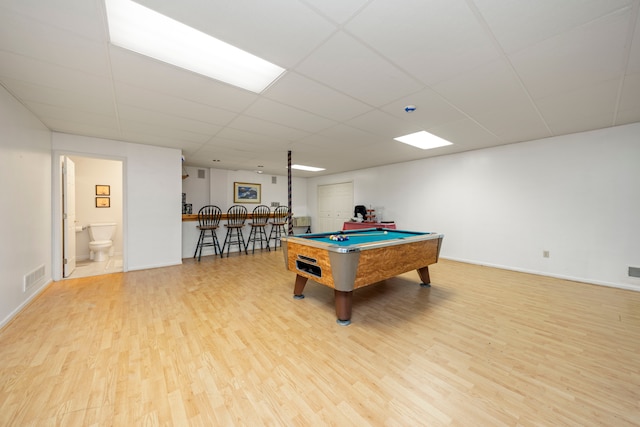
[288,150,293,235]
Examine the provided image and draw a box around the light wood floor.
[1,251,639,426]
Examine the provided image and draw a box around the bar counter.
[182,213,279,221]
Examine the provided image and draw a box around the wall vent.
[24,265,46,292]
[197,169,206,179]
[629,267,640,278]
[272,176,277,184]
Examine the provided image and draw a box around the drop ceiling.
[0,0,638,177]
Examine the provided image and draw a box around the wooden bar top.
[182,213,282,221]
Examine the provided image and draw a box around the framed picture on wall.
[96,185,110,196]
[233,182,261,203]
[96,197,110,208]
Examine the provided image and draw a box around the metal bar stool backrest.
[198,205,222,228]
[227,205,248,226]
[251,205,271,225]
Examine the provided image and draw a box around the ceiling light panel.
[291,164,326,172]
[394,131,453,150]
[105,0,285,93]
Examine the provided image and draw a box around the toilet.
[89,223,116,262]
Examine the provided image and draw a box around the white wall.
[214,169,307,215]
[0,85,52,327]
[52,133,183,275]
[182,166,210,214]
[306,123,640,290]
[182,168,308,216]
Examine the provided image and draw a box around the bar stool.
[193,205,223,261]
[268,206,289,249]
[246,205,271,253]
[222,205,248,256]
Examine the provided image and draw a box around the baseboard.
[127,260,183,272]
[0,279,52,331]
[440,256,640,292]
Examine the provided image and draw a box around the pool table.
[282,228,444,325]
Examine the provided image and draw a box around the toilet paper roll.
[75,225,85,232]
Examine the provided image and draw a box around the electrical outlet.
[543,250,550,258]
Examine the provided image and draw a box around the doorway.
[57,154,124,279]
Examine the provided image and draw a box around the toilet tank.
[89,223,116,241]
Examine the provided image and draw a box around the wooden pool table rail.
[284,232,443,325]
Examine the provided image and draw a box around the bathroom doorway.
[59,155,124,279]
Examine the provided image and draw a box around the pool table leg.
[293,274,308,299]
[417,266,432,287]
[334,290,353,326]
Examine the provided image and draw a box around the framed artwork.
[96,185,110,196]
[95,197,110,208]
[234,182,261,203]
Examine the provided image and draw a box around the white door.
[317,182,353,232]
[63,157,76,278]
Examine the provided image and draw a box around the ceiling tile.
[316,124,385,148]
[265,72,372,121]
[433,60,530,115]
[510,9,631,99]
[301,0,370,24]
[189,146,280,172]
[114,82,238,127]
[345,0,501,85]
[536,79,621,135]
[226,115,310,142]
[381,87,468,130]
[617,72,640,124]
[108,47,258,112]
[243,98,337,133]
[0,51,113,95]
[44,119,122,140]
[296,31,423,106]
[1,77,115,115]
[472,104,552,143]
[346,109,413,139]
[198,137,270,153]
[117,104,223,139]
[119,131,204,151]
[215,127,298,150]
[428,118,500,150]
[0,0,106,41]
[474,0,634,53]
[0,12,110,76]
[25,101,118,128]
[119,118,213,145]
[431,59,552,141]
[627,7,640,74]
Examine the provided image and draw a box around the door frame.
[51,151,127,281]
[62,156,76,277]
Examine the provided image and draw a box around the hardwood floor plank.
[1,253,639,426]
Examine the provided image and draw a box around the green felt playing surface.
[298,228,430,246]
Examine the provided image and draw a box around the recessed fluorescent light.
[394,131,453,150]
[291,164,326,172]
[105,0,285,93]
